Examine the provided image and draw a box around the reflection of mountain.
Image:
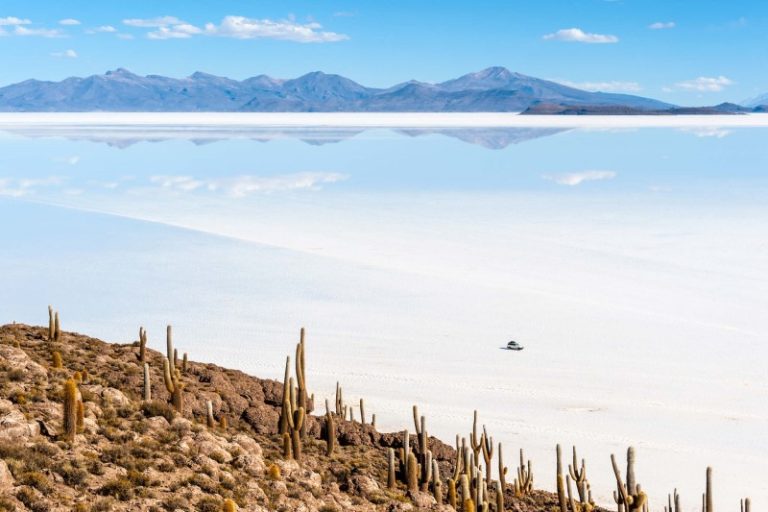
[0,126,565,150]
[396,127,569,149]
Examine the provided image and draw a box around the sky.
[0,0,766,105]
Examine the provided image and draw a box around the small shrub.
[141,400,175,423]
[100,477,134,501]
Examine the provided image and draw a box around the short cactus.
[406,452,419,491]
[48,305,54,341]
[222,498,237,512]
[182,352,188,373]
[62,378,78,442]
[52,351,63,369]
[206,400,215,429]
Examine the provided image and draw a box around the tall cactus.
[138,327,147,362]
[387,448,396,489]
[498,441,508,490]
[569,446,588,502]
[143,363,151,401]
[741,499,750,512]
[480,426,494,485]
[515,448,533,496]
[705,467,713,512]
[62,378,78,442]
[432,459,442,504]
[611,448,647,512]
[325,404,336,456]
[359,398,366,425]
[206,400,215,428]
[54,311,61,342]
[166,325,175,374]
[48,305,54,341]
[279,356,291,434]
[557,444,568,512]
[295,328,309,438]
[162,358,184,413]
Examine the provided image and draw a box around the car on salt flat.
[506,340,524,351]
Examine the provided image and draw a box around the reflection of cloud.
[0,176,64,197]
[149,172,346,197]
[680,127,731,138]
[543,170,617,186]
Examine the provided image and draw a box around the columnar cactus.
[611,448,647,512]
[705,467,713,512]
[54,311,61,342]
[666,489,681,512]
[182,352,188,373]
[206,400,215,428]
[143,363,151,401]
[295,328,310,438]
[48,305,54,341]
[432,459,442,504]
[359,398,366,425]
[495,480,504,511]
[62,378,78,442]
[52,351,63,369]
[279,356,291,434]
[557,444,568,512]
[76,399,84,433]
[387,448,396,489]
[138,327,147,362]
[162,358,184,413]
[325,405,336,456]
[741,499,751,512]
[470,410,481,460]
[569,446,587,502]
[515,448,533,496]
[406,452,419,491]
[498,442,508,490]
[480,426,493,485]
[166,325,175,374]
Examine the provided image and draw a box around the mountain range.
[0,67,765,113]
[0,66,678,112]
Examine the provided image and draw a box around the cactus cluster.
[279,328,312,463]
[611,447,647,512]
[48,305,61,342]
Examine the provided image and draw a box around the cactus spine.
[143,363,151,401]
[62,378,78,442]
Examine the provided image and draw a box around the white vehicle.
[506,340,524,351]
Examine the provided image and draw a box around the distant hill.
[743,92,768,108]
[522,102,756,115]
[0,66,676,112]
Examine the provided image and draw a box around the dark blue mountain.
[0,67,675,112]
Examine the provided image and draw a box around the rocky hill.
[0,313,742,512]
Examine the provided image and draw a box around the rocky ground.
[0,322,586,511]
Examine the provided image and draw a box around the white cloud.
[14,26,65,38]
[92,25,117,33]
[543,28,618,44]
[59,18,81,26]
[649,21,675,30]
[51,49,78,58]
[150,172,346,197]
[0,16,30,26]
[120,14,347,43]
[543,170,617,186]
[674,76,734,92]
[116,33,134,40]
[123,16,184,28]
[559,80,642,92]
[148,23,202,39]
[204,16,348,42]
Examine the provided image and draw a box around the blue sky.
[0,0,766,105]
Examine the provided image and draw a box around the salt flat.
[0,122,766,510]
[1,111,768,128]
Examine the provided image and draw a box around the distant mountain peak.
[0,67,675,112]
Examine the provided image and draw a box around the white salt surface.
[0,118,765,510]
